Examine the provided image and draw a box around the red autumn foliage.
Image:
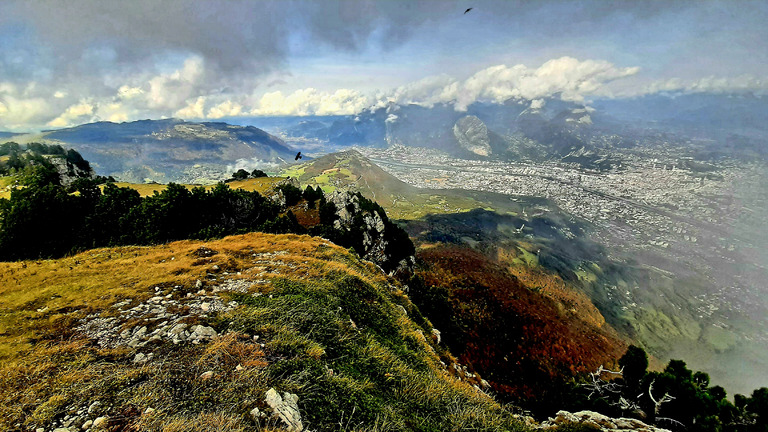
[414,245,626,401]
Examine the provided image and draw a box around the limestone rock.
[265,388,303,432]
[249,407,261,421]
[453,115,492,157]
[92,416,109,430]
[190,325,218,340]
[539,410,671,432]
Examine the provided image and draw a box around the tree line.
[0,166,414,272]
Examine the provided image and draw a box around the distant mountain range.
[2,119,296,183]
[269,92,768,164]
[1,92,765,181]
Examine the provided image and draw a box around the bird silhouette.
[464,7,473,14]
[295,152,302,161]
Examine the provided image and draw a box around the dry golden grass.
[0,232,357,361]
[107,177,285,197]
[0,175,13,199]
[0,231,537,432]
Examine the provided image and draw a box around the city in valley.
[359,144,768,351]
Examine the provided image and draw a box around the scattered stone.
[538,410,671,432]
[431,328,441,344]
[200,302,210,312]
[191,325,218,340]
[133,353,148,364]
[200,371,215,380]
[81,420,93,430]
[249,407,261,421]
[92,416,109,429]
[265,388,303,432]
[236,364,244,371]
[88,401,101,415]
[144,407,156,414]
[195,279,203,289]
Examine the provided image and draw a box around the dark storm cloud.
[0,0,462,77]
[2,0,762,80]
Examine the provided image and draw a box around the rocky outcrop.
[538,411,671,432]
[453,115,492,157]
[268,177,302,207]
[46,155,95,187]
[328,190,415,274]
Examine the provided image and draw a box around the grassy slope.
[0,175,12,200]
[1,175,283,200]
[280,151,498,220]
[0,233,545,432]
[108,177,285,197]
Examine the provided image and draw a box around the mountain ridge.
[3,119,296,183]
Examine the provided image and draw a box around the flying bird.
[464,7,473,14]
[295,151,302,161]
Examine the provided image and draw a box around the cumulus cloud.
[47,101,95,127]
[0,95,51,130]
[117,85,143,100]
[529,99,546,110]
[252,88,370,116]
[174,96,206,119]
[374,57,640,111]
[207,100,243,119]
[95,102,135,123]
[146,56,206,110]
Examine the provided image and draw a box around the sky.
[0,0,766,131]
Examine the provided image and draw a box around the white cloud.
[252,88,370,116]
[147,56,206,110]
[117,85,143,100]
[371,57,640,111]
[47,100,95,127]
[530,99,546,110]
[53,91,67,98]
[0,82,16,95]
[207,100,243,119]
[174,96,206,119]
[96,102,132,123]
[375,74,457,108]
[635,74,768,97]
[0,95,51,130]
